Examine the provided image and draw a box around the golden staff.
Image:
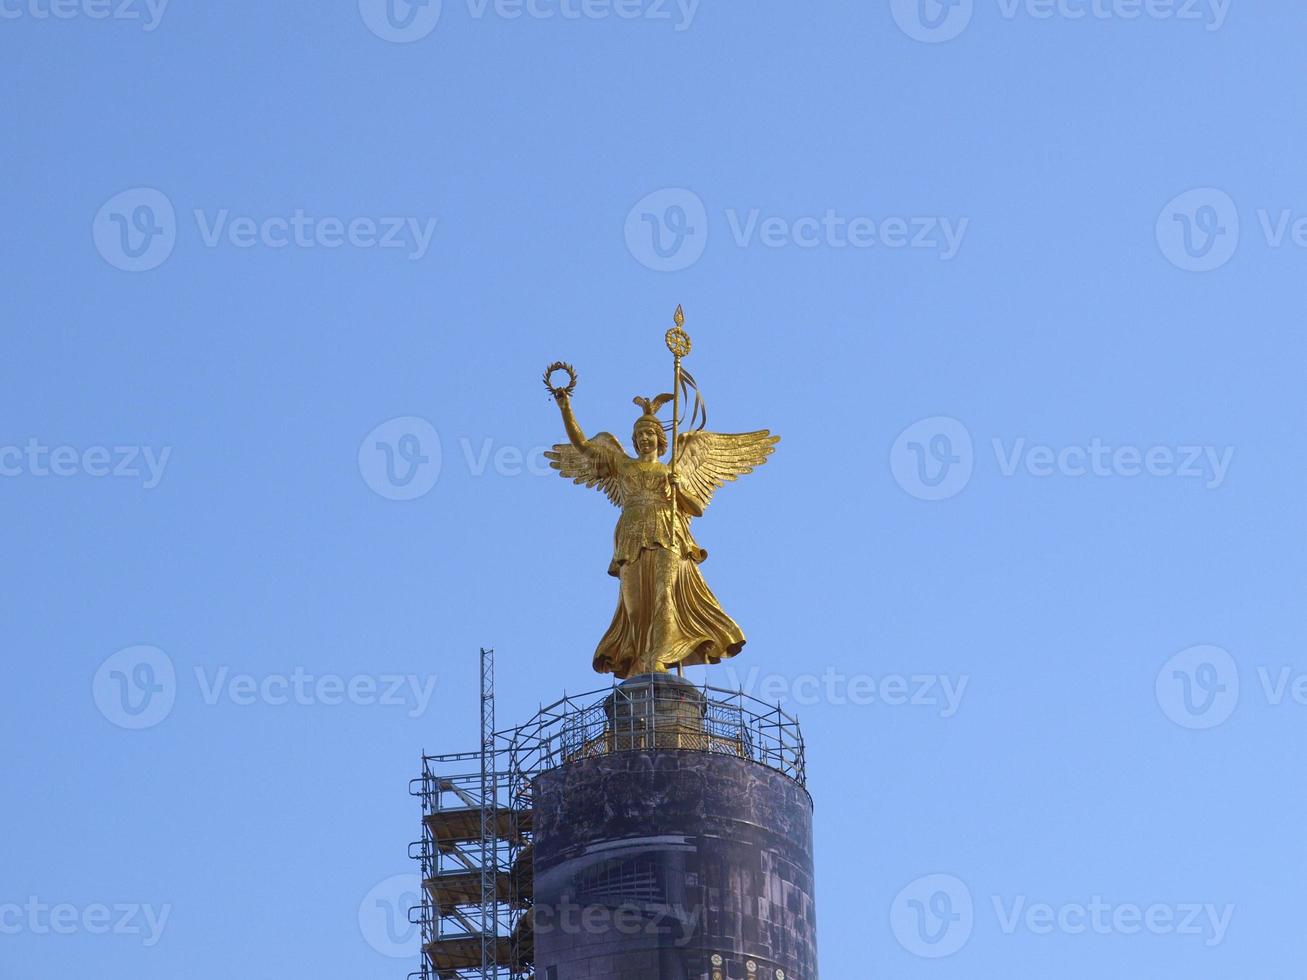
[665,304,692,506]
[665,305,692,678]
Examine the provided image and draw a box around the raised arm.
[554,390,588,451]
[544,396,628,508]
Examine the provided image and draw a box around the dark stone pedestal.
[531,747,819,980]
[604,673,709,753]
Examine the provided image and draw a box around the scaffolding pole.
[479,647,496,979]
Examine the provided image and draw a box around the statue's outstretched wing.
[675,429,779,516]
[544,432,628,507]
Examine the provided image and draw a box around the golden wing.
[675,429,780,516]
[544,432,628,507]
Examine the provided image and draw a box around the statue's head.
[631,395,672,457]
[632,418,667,458]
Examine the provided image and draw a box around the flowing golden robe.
[546,427,779,679]
[595,454,742,677]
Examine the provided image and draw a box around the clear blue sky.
[2,2,1304,977]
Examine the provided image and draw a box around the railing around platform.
[503,679,807,789]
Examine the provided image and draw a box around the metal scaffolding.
[408,657,806,980]
[408,649,533,980]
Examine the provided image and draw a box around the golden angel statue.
[543,321,779,679]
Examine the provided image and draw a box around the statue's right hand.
[543,362,578,403]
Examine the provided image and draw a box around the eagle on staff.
[543,307,780,679]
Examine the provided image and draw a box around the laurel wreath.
[542,361,578,397]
